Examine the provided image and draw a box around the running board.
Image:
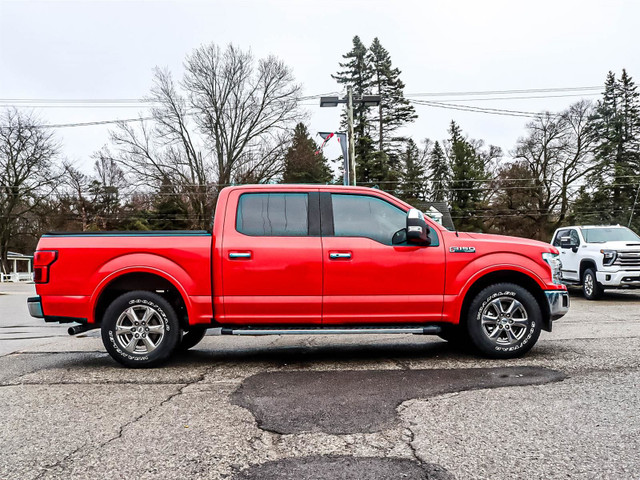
[216,326,442,336]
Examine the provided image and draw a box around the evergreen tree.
[332,36,376,183]
[282,123,332,184]
[582,70,640,226]
[150,179,190,230]
[399,139,426,203]
[446,121,487,231]
[332,36,373,139]
[368,38,417,154]
[427,141,451,203]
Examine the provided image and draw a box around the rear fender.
[88,253,194,324]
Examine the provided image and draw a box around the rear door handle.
[329,252,352,259]
[229,252,252,259]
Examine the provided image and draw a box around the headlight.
[542,252,563,285]
[600,249,617,266]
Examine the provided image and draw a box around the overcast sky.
[1,0,639,173]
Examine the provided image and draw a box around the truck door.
[554,228,581,281]
[321,193,446,324]
[220,190,322,324]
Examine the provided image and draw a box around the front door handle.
[229,252,252,259]
[329,252,352,259]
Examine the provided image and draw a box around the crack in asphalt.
[0,381,201,386]
[31,369,212,479]
[404,425,420,463]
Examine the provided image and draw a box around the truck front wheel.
[582,268,603,300]
[466,283,542,359]
[101,291,181,368]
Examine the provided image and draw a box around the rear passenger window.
[236,193,309,236]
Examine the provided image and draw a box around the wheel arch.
[459,269,552,332]
[92,269,190,330]
[579,259,598,282]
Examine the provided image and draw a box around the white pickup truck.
[551,225,640,299]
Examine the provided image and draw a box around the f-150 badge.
[450,246,476,253]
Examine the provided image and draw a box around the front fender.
[443,252,550,324]
[456,255,548,295]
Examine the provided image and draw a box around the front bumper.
[545,290,569,320]
[596,270,640,288]
[27,296,44,318]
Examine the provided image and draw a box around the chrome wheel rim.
[115,305,165,355]
[481,296,529,346]
[584,274,594,296]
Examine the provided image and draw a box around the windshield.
[581,227,640,243]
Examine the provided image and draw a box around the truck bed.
[35,231,213,324]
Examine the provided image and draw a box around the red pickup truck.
[28,185,569,367]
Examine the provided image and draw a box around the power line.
[405,86,602,97]
[409,99,538,118]
[1,93,599,110]
[413,93,600,103]
[40,117,154,128]
[0,86,601,104]
[0,93,333,105]
[0,84,602,128]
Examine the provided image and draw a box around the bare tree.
[103,43,302,229]
[0,109,60,272]
[508,100,595,239]
[93,157,127,229]
[62,164,92,231]
[556,100,597,225]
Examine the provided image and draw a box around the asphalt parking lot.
[1,283,639,479]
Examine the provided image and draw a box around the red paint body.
[34,185,565,327]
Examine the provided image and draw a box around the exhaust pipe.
[68,324,97,336]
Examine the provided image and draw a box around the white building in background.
[0,251,33,283]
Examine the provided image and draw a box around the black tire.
[582,268,603,300]
[466,283,542,359]
[178,326,208,351]
[101,291,180,368]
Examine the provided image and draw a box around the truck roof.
[223,184,379,192]
[555,225,624,231]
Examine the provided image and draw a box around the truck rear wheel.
[101,291,180,368]
[582,268,603,300]
[466,283,541,359]
[178,326,208,351]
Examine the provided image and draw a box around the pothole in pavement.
[233,456,455,480]
[231,366,565,434]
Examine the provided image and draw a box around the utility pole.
[346,86,356,186]
[629,182,640,227]
[320,92,380,187]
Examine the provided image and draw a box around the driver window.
[553,229,568,247]
[331,194,406,245]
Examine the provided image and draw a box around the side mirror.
[560,236,579,252]
[559,236,572,248]
[406,209,431,246]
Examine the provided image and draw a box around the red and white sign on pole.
[317,131,349,185]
